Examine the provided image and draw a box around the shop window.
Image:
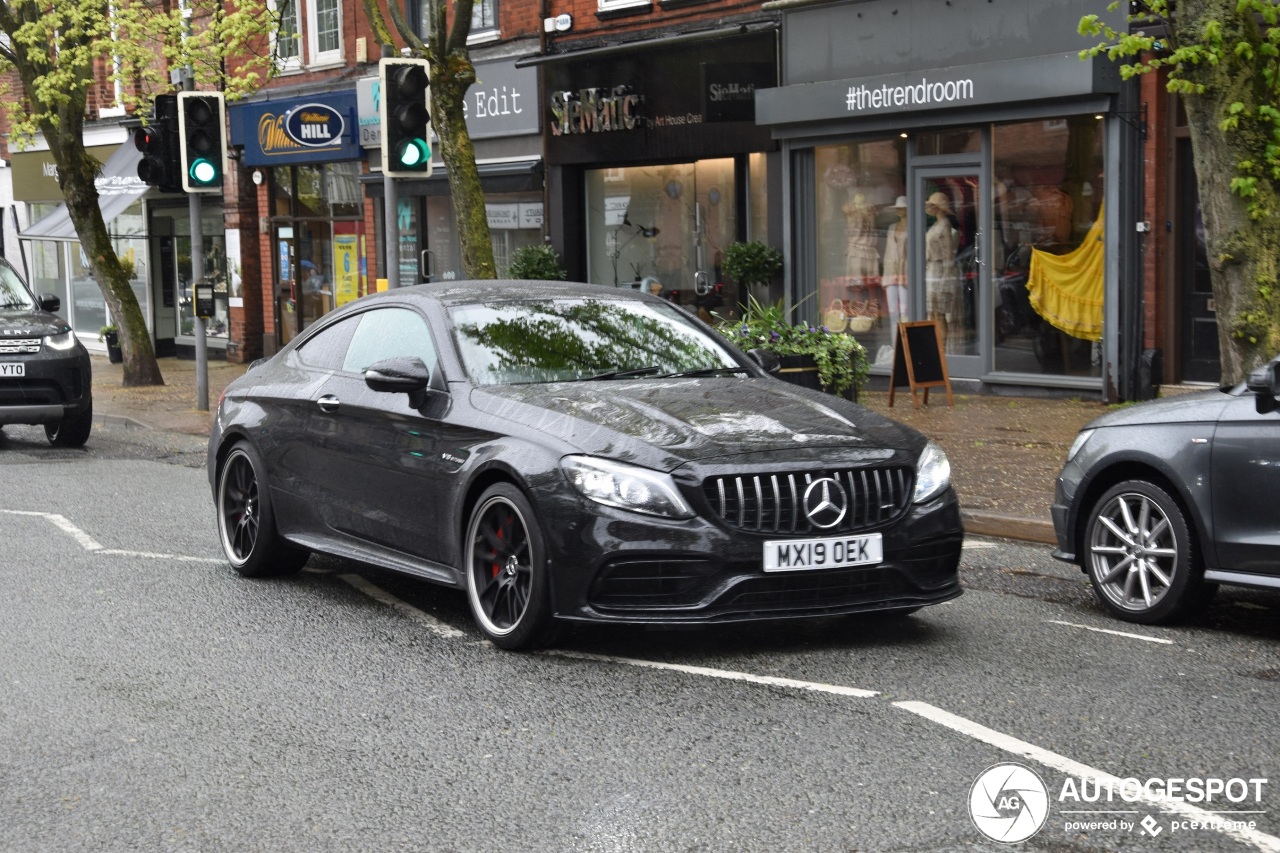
[992,115,1104,378]
[915,128,981,156]
[585,160,737,323]
[813,139,906,369]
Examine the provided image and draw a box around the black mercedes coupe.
[208,281,963,649]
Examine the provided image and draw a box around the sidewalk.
[90,355,1113,545]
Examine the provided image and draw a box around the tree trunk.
[1176,1,1280,383]
[431,51,496,280]
[57,143,165,387]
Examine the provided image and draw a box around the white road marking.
[96,549,224,564]
[1,509,103,550]
[895,700,1280,853]
[962,539,998,550]
[544,649,880,698]
[1047,619,1175,645]
[337,573,465,638]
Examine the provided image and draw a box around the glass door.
[913,168,982,372]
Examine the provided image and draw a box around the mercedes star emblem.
[803,477,849,529]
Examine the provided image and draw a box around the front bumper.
[0,350,91,426]
[539,488,964,625]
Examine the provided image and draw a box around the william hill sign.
[231,91,359,166]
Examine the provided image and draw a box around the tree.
[0,0,276,386]
[1081,1,1280,383]
[362,0,496,280]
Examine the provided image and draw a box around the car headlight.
[1065,428,1095,464]
[562,456,694,519]
[45,330,78,351]
[913,440,951,504]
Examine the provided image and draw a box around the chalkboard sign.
[888,321,953,408]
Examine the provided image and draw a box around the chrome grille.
[702,467,912,534]
[0,338,40,354]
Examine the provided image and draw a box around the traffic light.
[177,91,227,193]
[380,57,432,177]
[134,94,180,192]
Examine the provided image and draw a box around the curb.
[962,510,1056,545]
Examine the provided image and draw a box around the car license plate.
[0,363,24,377]
[763,533,883,572]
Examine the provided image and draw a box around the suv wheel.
[46,398,93,447]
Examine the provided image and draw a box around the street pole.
[382,44,399,289]
[184,72,209,412]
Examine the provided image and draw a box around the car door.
[1210,392,1280,574]
[306,305,449,561]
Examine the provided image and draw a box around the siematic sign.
[756,53,1119,127]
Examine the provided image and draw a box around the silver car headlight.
[913,440,951,504]
[45,330,78,351]
[562,456,694,519]
[1065,429,1095,463]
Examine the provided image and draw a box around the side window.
[342,307,438,374]
[295,314,359,370]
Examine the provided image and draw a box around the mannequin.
[842,191,880,284]
[924,191,960,347]
[881,195,909,327]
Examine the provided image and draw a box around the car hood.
[1085,388,1233,430]
[0,310,65,337]
[469,378,925,470]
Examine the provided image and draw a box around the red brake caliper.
[491,516,504,578]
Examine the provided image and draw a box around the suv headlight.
[45,330,78,351]
[913,440,951,503]
[1065,429,1095,463]
[562,456,694,519]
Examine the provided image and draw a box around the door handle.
[316,395,340,413]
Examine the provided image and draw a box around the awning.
[19,142,149,242]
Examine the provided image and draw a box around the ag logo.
[969,763,1049,843]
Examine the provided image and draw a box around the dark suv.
[0,257,93,446]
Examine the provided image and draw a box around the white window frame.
[468,0,499,43]
[598,0,649,11]
[307,0,344,68]
[269,0,303,73]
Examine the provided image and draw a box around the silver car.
[1052,357,1280,623]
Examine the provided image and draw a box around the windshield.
[0,258,36,311]
[449,297,745,386]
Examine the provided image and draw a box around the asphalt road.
[2,423,1278,853]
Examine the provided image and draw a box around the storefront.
[360,57,545,283]
[15,139,154,351]
[230,90,367,352]
[757,0,1141,396]
[533,25,780,318]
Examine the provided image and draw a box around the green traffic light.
[396,138,431,170]
[189,157,220,186]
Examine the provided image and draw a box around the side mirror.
[38,294,60,313]
[365,356,437,409]
[747,347,781,375]
[1246,362,1280,415]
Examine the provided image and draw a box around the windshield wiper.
[577,365,662,381]
[657,366,748,379]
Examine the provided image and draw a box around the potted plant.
[721,240,783,295]
[98,324,122,364]
[506,244,567,280]
[716,296,869,400]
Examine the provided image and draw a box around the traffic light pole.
[384,174,399,289]
[183,75,209,411]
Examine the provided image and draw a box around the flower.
[716,296,869,398]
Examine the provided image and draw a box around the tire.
[216,440,309,577]
[464,483,556,650]
[46,398,93,447]
[1083,479,1207,624]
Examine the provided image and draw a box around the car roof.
[368,280,653,309]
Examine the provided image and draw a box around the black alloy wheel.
[45,398,93,448]
[464,483,555,650]
[217,441,309,577]
[1084,479,1209,624]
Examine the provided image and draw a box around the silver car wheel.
[1087,489,1179,612]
